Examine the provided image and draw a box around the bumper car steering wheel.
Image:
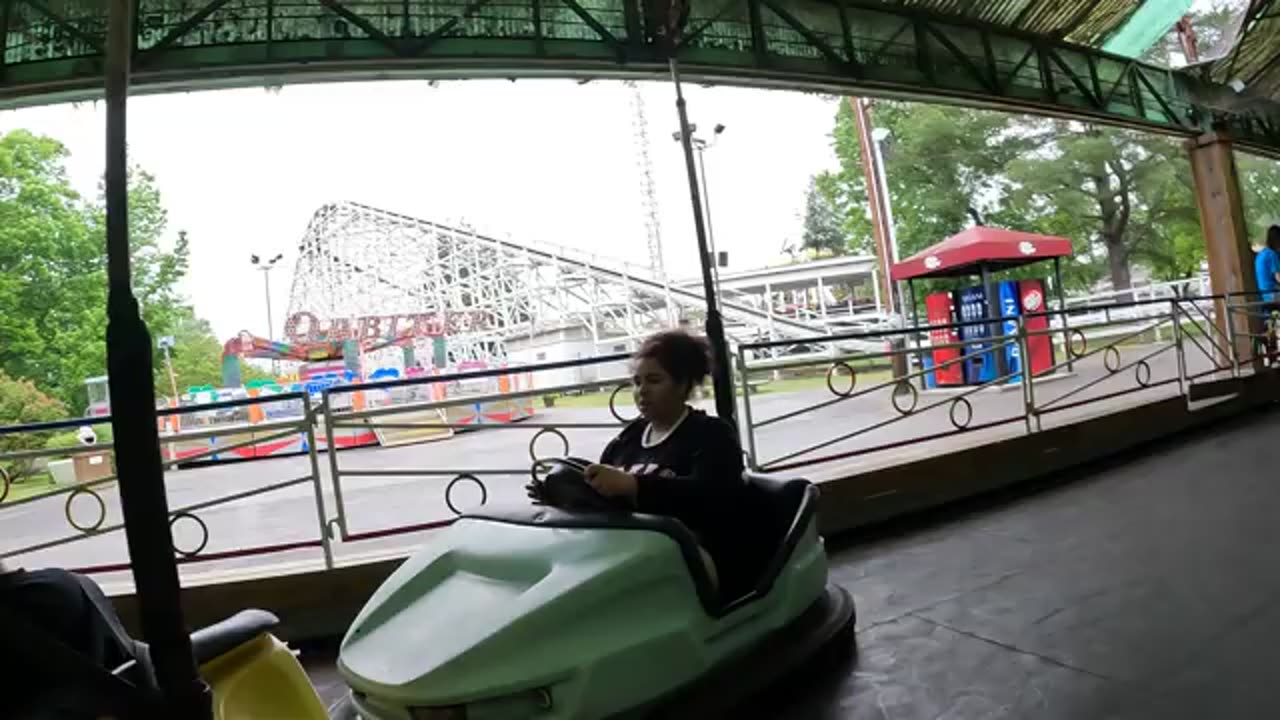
[526,457,632,513]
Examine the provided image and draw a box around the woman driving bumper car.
[574,330,746,594]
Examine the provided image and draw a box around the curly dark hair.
[1269,224,1280,251]
[632,330,713,398]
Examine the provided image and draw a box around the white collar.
[642,406,690,448]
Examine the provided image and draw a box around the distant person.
[1255,226,1280,363]
[1256,226,1280,302]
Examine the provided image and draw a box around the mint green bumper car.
[336,465,856,719]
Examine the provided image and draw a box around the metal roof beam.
[0,0,1276,155]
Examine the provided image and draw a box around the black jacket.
[599,408,746,570]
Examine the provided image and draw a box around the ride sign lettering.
[284,310,487,344]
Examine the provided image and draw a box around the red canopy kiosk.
[890,226,1075,384]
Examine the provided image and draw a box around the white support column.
[871,266,883,314]
[817,276,829,324]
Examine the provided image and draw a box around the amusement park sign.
[284,310,489,344]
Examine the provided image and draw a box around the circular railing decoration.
[445,473,488,516]
[1135,360,1152,388]
[1103,346,1122,373]
[0,467,10,504]
[1068,329,1088,359]
[949,397,973,429]
[65,487,107,534]
[891,382,919,416]
[169,512,210,558]
[826,362,857,397]
[609,384,638,423]
[528,427,570,463]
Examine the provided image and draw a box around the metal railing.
[318,355,635,552]
[0,392,332,576]
[736,294,1259,474]
[0,290,1271,582]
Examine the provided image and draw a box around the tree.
[815,101,1103,297]
[1239,151,1280,241]
[0,129,209,411]
[816,101,1043,263]
[800,176,847,256]
[160,307,227,393]
[807,3,1280,300]
[1003,121,1206,292]
[0,371,67,481]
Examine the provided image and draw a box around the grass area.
[543,368,895,411]
[1,472,58,504]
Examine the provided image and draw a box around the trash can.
[73,452,114,483]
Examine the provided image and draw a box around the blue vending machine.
[954,285,996,384]
[997,280,1023,382]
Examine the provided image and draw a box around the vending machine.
[997,280,1023,381]
[1019,279,1055,375]
[925,292,964,386]
[954,285,996,384]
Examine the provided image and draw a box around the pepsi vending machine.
[997,280,1023,381]
[954,285,996,384]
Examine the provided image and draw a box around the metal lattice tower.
[626,81,666,281]
[286,201,858,367]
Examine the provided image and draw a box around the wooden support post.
[1186,130,1260,372]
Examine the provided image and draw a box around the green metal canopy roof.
[0,0,1277,154]
[889,0,1185,52]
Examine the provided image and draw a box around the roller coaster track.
[288,201,883,363]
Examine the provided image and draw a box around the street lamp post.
[251,253,284,375]
[673,123,727,305]
[868,126,906,319]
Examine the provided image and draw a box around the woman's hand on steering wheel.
[585,464,638,502]
[525,478,547,504]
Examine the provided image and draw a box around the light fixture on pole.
[250,252,285,375]
[672,122,727,306]
[157,334,180,401]
[250,253,284,340]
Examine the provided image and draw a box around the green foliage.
[0,129,232,412]
[160,307,228,393]
[0,371,67,480]
[1239,151,1280,241]
[812,98,1280,302]
[809,3,1280,306]
[0,131,100,403]
[800,176,847,256]
[816,101,1042,265]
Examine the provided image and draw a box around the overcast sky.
[0,80,841,341]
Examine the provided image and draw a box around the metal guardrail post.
[321,392,349,539]
[736,346,759,469]
[1172,300,1188,406]
[304,402,334,569]
[1060,315,1075,374]
[1017,316,1036,433]
[1225,303,1241,377]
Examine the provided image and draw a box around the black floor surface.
[307,405,1280,718]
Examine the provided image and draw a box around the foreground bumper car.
[337,465,856,719]
[1,574,330,720]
